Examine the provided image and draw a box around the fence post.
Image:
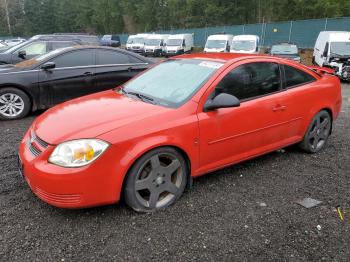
[288,21,293,43]
[262,22,267,47]
[324,18,328,30]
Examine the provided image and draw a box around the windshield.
[205,40,227,49]
[4,41,28,54]
[271,45,298,54]
[127,37,135,44]
[145,39,161,46]
[231,40,256,51]
[330,42,350,56]
[132,37,145,44]
[122,59,223,107]
[167,39,182,46]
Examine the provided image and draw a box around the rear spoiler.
[308,66,335,76]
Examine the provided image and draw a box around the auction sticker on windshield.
[198,61,223,69]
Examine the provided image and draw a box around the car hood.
[33,90,170,145]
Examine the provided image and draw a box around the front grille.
[32,132,49,148]
[34,187,82,205]
[26,140,41,157]
[26,131,49,157]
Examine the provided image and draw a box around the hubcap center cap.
[156,176,164,185]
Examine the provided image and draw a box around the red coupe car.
[19,53,342,212]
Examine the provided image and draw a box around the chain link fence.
[120,16,350,48]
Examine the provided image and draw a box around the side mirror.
[41,62,56,70]
[18,50,26,59]
[204,93,240,112]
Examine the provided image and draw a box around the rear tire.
[0,87,31,120]
[124,147,188,212]
[299,110,332,153]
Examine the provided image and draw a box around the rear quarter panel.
[294,74,342,136]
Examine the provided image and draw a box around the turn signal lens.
[49,139,109,167]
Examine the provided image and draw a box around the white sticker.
[198,61,223,69]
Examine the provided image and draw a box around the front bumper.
[144,49,162,56]
[164,49,184,56]
[18,130,126,208]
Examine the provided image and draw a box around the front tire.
[0,87,31,120]
[124,147,188,212]
[299,110,332,153]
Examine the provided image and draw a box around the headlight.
[49,139,109,167]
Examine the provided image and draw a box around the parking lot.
[0,83,348,261]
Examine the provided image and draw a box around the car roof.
[173,53,268,63]
[41,45,154,63]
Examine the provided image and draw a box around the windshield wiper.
[120,88,156,104]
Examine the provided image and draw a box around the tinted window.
[111,35,120,41]
[96,50,130,65]
[51,41,77,50]
[129,55,145,63]
[51,49,94,68]
[284,65,315,88]
[18,41,47,56]
[214,62,281,100]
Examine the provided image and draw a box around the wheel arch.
[0,84,37,111]
[320,107,334,134]
[119,143,193,202]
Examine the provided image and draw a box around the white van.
[164,34,194,56]
[144,34,170,56]
[126,33,150,53]
[204,34,234,53]
[230,35,260,54]
[313,31,350,80]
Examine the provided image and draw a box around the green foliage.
[1,0,350,36]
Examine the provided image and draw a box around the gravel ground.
[0,84,349,262]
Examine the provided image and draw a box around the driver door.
[197,61,290,173]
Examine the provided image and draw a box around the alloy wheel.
[307,113,331,151]
[134,152,184,209]
[0,93,25,117]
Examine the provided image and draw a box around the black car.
[268,43,301,63]
[0,34,100,65]
[0,46,153,120]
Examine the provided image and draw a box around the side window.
[214,62,281,101]
[323,42,329,57]
[18,42,47,56]
[51,49,94,68]
[284,65,316,88]
[96,50,130,65]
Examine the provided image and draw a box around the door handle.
[83,72,94,76]
[127,67,133,72]
[272,105,287,112]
